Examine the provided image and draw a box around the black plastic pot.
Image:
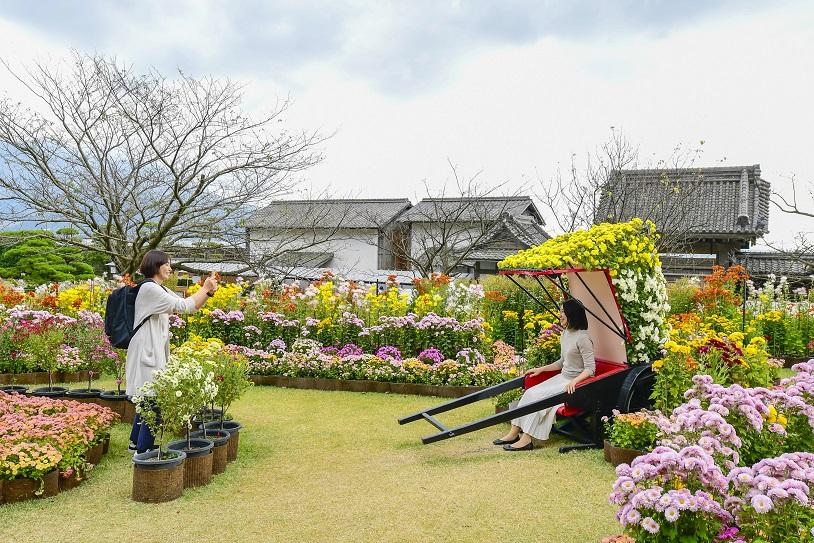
[0,385,28,394]
[65,388,103,399]
[166,438,214,458]
[190,429,230,447]
[100,390,128,401]
[200,420,242,433]
[132,449,186,469]
[32,386,68,398]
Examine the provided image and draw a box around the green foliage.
[603,411,659,451]
[0,231,100,284]
[666,277,699,315]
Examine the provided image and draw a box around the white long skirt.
[511,373,569,440]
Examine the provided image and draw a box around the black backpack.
[104,279,157,349]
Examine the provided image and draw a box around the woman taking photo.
[494,297,595,451]
[126,250,219,453]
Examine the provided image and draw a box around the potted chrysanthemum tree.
[131,356,216,502]
[201,346,253,462]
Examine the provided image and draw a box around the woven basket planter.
[85,442,104,467]
[132,450,186,503]
[98,390,129,420]
[59,470,84,492]
[603,440,647,467]
[190,430,229,475]
[2,470,59,503]
[122,400,137,425]
[167,439,214,488]
[203,421,242,462]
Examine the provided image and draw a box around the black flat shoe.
[493,436,520,445]
[503,442,534,451]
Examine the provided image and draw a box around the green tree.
[0,233,95,284]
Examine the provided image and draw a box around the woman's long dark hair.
[562,298,589,330]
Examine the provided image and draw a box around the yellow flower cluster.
[0,442,62,479]
[57,283,106,314]
[766,405,788,427]
[757,310,783,323]
[188,282,245,320]
[499,218,661,275]
[366,285,409,315]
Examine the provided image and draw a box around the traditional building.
[596,165,771,267]
[245,199,412,272]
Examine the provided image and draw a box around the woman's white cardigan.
[125,281,197,397]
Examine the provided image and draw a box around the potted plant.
[64,322,110,403]
[31,338,71,398]
[202,348,253,462]
[98,350,129,419]
[602,410,659,466]
[165,357,219,488]
[131,359,198,503]
[0,322,30,394]
[0,442,62,503]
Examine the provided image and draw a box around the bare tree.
[537,130,707,251]
[764,174,814,273]
[389,162,534,277]
[0,52,325,274]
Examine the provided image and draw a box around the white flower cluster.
[612,267,670,364]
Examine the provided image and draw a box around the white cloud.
[0,0,812,248]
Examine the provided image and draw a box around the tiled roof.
[245,199,412,229]
[596,165,770,238]
[461,214,550,263]
[401,196,541,223]
[736,252,814,277]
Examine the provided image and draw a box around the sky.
[0,0,812,248]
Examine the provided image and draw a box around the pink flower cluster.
[210,309,245,323]
[728,452,814,513]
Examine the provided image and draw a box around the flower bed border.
[0,371,90,385]
[250,375,484,398]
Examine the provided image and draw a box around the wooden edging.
[250,375,484,398]
[0,371,90,385]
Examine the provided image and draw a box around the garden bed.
[250,375,484,398]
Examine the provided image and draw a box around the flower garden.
[2,218,814,541]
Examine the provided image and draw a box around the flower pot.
[31,386,68,399]
[191,430,229,475]
[167,439,214,488]
[59,470,83,492]
[203,420,242,462]
[65,388,103,404]
[132,449,186,503]
[85,441,104,466]
[603,440,646,467]
[122,399,137,425]
[98,390,128,419]
[0,385,28,394]
[2,470,58,503]
[102,434,110,455]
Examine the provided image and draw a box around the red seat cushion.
[556,405,584,417]
[524,359,629,418]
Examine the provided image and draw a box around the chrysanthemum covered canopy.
[499,267,630,366]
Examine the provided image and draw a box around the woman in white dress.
[494,298,595,451]
[127,250,219,453]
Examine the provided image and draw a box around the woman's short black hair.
[562,298,589,330]
[139,250,170,278]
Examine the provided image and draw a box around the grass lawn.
[2,379,620,543]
